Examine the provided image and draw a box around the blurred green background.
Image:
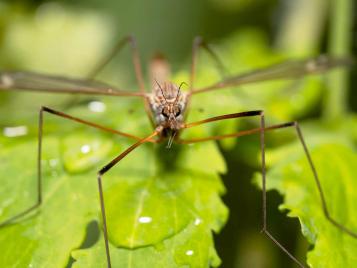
[0,0,355,267]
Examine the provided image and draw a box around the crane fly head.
[151,79,188,132]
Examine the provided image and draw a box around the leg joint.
[41,106,52,113]
[240,110,264,117]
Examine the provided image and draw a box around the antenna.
[175,81,187,103]
[154,78,167,102]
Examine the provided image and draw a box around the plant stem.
[324,0,353,119]
[275,0,328,56]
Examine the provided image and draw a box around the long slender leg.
[0,106,154,228]
[87,35,144,88]
[0,108,44,227]
[180,117,305,266]
[185,37,228,121]
[189,36,227,92]
[97,128,162,268]
[87,35,154,127]
[180,120,357,238]
[179,116,357,267]
[179,111,299,265]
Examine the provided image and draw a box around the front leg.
[0,106,151,228]
[96,128,162,268]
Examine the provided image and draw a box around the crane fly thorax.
[149,81,187,130]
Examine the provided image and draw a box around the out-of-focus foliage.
[209,0,275,12]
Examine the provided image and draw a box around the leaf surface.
[255,137,357,267]
[0,97,228,267]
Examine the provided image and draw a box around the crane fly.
[0,36,355,268]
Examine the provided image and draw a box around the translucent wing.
[0,71,145,97]
[192,56,354,94]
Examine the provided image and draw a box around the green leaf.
[105,176,194,248]
[72,221,221,268]
[254,138,357,267]
[0,138,97,267]
[0,97,228,267]
[62,133,115,173]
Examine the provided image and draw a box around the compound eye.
[175,110,181,117]
[161,111,169,118]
